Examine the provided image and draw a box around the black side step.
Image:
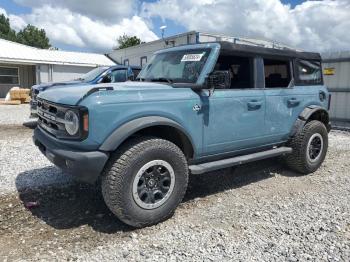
[189,147,292,175]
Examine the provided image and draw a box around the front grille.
[37,98,88,141]
[37,99,69,138]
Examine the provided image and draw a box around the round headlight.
[64,110,79,135]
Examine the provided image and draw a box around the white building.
[109,31,297,68]
[0,38,115,97]
[322,51,350,128]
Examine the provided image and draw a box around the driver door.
[201,55,266,157]
[202,89,266,156]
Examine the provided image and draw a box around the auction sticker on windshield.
[181,53,204,62]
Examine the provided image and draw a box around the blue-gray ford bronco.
[33,41,331,227]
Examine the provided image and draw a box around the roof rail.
[198,33,303,52]
[224,36,302,52]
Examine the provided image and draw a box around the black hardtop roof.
[217,41,321,60]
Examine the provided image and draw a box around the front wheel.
[102,137,188,228]
[285,120,328,174]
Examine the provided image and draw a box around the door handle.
[287,98,300,107]
[247,100,262,111]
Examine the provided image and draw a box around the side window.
[0,67,19,84]
[296,59,322,85]
[264,59,291,88]
[110,69,127,82]
[140,56,147,67]
[213,55,253,89]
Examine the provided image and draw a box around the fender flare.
[99,116,196,153]
[290,105,330,137]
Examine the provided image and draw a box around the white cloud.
[0,7,7,16]
[2,0,349,53]
[142,0,350,52]
[1,5,158,52]
[8,14,26,31]
[13,0,136,23]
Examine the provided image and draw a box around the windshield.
[138,48,211,84]
[78,67,108,82]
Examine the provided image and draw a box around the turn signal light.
[83,113,89,132]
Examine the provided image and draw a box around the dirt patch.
[0,125,33,140]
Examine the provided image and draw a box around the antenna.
[160,25,167,39]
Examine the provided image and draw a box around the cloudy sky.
[0,0,349,53]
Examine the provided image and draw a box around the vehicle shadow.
[22,120,37,129]
[16,168,132,234]
[15,166,72,192]
[15,158,296,234]
[184,158,284,202]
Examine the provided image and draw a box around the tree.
[16,24,51,49]
[116,34,143,49]
[0,13,51,49]
[0,14,17,42]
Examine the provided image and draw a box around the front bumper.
[33,127,109,183]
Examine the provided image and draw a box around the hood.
[38,81,172,105]
[32,80,84,91]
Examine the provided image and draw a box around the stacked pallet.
[0,88,31,105]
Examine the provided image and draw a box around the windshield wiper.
[149,77,173,84]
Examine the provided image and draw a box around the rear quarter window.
[296,59,323,85]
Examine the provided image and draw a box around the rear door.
[262,57,317,142]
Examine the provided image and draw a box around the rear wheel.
[102,137,188,228]
[285,120,328,174]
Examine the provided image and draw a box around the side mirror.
[98,74,111,84]
[205,71,231,89]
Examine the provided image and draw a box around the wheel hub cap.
[147,179,156,187]
[132,160,175,210]
[307,133,324,163]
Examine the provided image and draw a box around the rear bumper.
[33,127,109,183]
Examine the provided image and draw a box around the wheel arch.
[99,116,196,159]
[290,105,331,137]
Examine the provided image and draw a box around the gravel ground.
[0,125,72,195]
[0,104,33,126]
[0,117,349,261]
[0,104,71,195]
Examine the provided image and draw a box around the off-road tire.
[101,137,188,228]
[285,120,328,174]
